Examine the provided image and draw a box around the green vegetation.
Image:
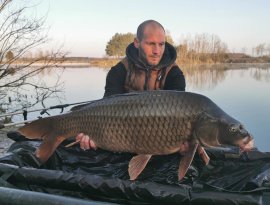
[105,33,135,57]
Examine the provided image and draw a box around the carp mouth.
[236,135,254,152]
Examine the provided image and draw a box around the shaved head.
[136,20,165,41]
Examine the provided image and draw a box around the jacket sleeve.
[103,62,127,97]
[164,66,186,91]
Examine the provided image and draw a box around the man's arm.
[103,62,127,97]
[164,66,186,91]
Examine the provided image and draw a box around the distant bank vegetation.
[104,32,270,66]
[3,32,270,68]
[72,32,270,67]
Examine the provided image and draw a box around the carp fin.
[18,117,54,139]
[178,143,198,180]
[128,154,152,180]
[17,116,65,163]
[36,133,65,163]
[197,145,210,165]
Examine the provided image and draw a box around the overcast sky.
[36,0,270,57]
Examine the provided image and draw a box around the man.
[77,20,186,150]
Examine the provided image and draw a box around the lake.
[7,64,270,152]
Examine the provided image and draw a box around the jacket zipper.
[144,67,150,90]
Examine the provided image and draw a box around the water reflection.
[249,67,270,82]
[182,63,270,90]
[182,64,226,90]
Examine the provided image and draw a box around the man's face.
[134,26,165,66]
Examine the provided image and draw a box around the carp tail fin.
[18,117,55,140]
[18,116,65,163]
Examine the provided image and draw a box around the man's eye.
[146,42,154,46]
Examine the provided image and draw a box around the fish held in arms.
[18,90,254,180]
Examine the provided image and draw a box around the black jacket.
[104,43,186,97]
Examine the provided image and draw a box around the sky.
[34,0,270,57]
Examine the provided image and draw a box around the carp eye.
[229,126,238,133]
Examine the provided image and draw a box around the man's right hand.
[76,133,97,150]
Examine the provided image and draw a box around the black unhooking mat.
[0,131,270,205]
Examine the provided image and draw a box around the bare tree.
[165,30,174,45]
[255,43,265,56]
[241,47,247,54]
[0,0,66,118]
[266,44,270,56]
[176,33,228,64]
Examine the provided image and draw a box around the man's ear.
[134,37,139,48]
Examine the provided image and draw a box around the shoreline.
[3,54,269,68]
[5,61,270,69]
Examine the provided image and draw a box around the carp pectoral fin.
[197,145,210,165]
[35,134,65,164]
[178,143,198,180]
[128,154,152,180]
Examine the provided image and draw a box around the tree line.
[105,32,270,64]
[105,32,228,64]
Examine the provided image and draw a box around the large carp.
[18,90,254,180]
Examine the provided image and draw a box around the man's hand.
[76,133,97,150]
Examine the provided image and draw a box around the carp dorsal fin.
[178,143,198,180]
[128,154,152,180]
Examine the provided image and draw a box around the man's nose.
[152,45,159,54]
